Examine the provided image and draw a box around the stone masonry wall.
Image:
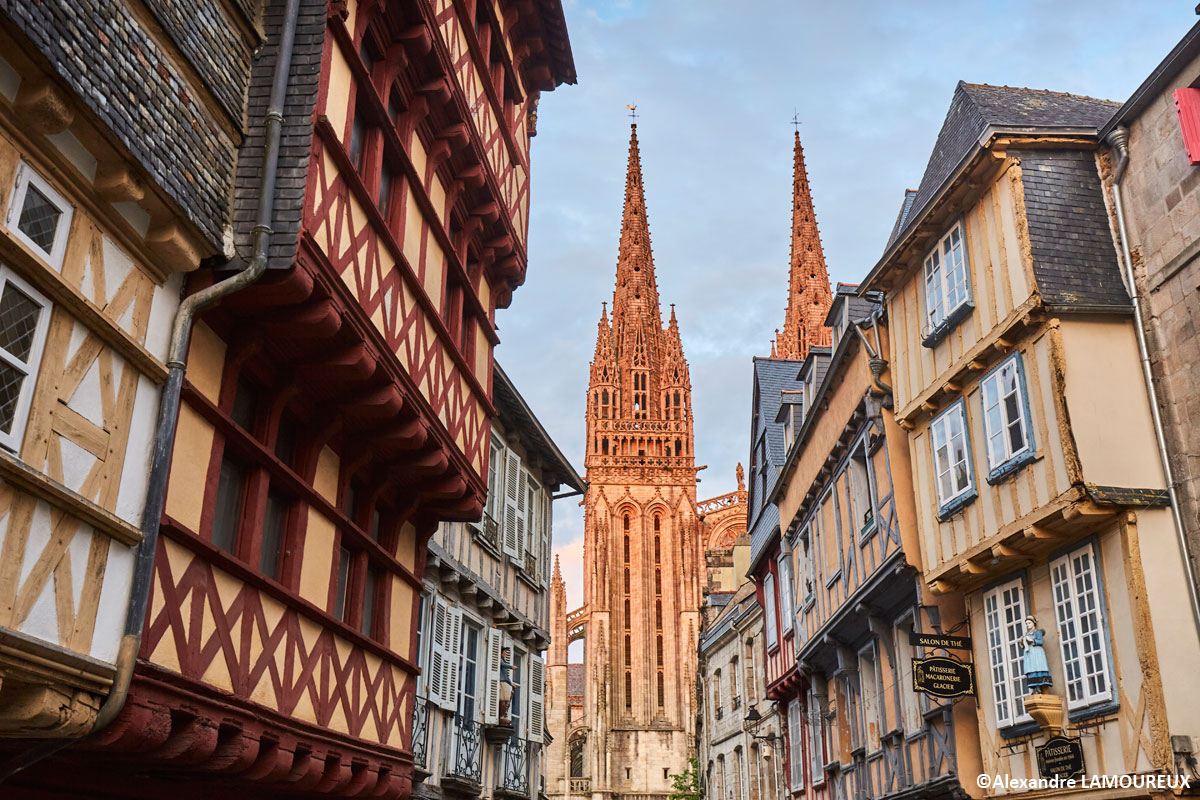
[1115,49,1200,597]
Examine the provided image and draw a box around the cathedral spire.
[611,124,663,337]
[775,131,833,359]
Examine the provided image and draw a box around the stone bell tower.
[547,124,703,800]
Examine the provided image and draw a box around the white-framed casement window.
[982,578,1031,728]
[6,163,73,269]
[922,219,971,332]
[808,684,826,784]
[763,572,777,651]
[485,437,504,521]
[787,698,803,790]
[1050,543,1113,710]
[778,552,794,635]
[0,268,51,453]
[980,354,1033,474]
[929,399,974,510]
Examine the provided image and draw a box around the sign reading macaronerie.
[911,656,976,698]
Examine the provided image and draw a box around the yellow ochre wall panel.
[298,507,336,609]
[164,405,213,529]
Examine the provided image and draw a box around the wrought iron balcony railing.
[471,513,501,552]
[446,713,483,784]
[498,734,531,796]
[411,696,430,771]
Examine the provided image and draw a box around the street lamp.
[742,706,782,745]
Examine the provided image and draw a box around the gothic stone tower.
[547,125,702,800]
[774,131,834,359]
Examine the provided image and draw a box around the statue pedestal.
[1024,693,1065,734]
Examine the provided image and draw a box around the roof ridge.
[960,81,1121,106]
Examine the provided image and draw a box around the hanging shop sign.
[911,656,975,699]
[1037,736,1086,781]
[909,632,972,650]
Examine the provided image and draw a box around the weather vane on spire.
[791,110,801,132]
[627,103,638,121]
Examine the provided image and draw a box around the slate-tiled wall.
[0,0,260,251]
[1017,148,1131,310]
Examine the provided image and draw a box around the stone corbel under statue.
[1020,615,1065,733]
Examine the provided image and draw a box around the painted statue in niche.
[1021,616,1052,692]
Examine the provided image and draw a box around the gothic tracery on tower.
[547,125,744,800]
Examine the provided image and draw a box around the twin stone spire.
[591,124,833,401]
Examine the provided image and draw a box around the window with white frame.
[0,268,50,453]
[787,698,803,790]
[485,439,503,520]
[923,220,971,330]
[1050,543,1113,710]
[7,163,73,269]
[983,578,1030,727]
[981,354,1032,472]
[763,572,777,650]
[930,401,973,508]
[778,553,794,635]
[808,685,826,782]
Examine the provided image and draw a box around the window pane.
[0,361,25,435]
[349,113,366,171]
[18,184,61,253]
[379,163,394,216]
[260,487,289,579]
[212,456,247,553]
[369,506,381,541]
[0,284,42,362]
[231,378,257,432]
[274,414,297,465]
[362,563,382,636]
[334,546,351,621]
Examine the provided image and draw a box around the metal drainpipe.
[0,0,303,780]
[1106,125,1200,639]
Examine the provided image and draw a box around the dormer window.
[922,220,973,344]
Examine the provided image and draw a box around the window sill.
[999,718,1040,739]
[1068,698,1119,723]
[936,487,978,522]
[986,450,1037,485]
[803,596,815,611]
[858,518,877,544]
[922,301,974,348]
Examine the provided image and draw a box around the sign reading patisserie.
[1037,736,1086,780]
[912,656,975,698]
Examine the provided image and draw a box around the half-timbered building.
[860,81,1200,796]
[770,284,975,800]
[0,0,575,797]
[413,362,583,800]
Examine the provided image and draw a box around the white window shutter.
[427,598,448,708]
[441,606,463,711]
[515,467,527,558]
[529,654,546,742]
[504,450,522,558]
[483,627,503,724]
[764,573,777,650]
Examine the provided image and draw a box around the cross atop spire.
[774,131,833,360]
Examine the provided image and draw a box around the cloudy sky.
[494,0,1193,610]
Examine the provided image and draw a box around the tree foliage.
[668,757,702,800]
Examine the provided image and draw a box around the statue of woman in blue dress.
[1021,616,1052,692]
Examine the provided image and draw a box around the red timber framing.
[752,551,807,798]
[1,0,576,797]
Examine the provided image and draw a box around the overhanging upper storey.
[861,82,1122,304]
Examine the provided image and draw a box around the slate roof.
[885,190,918,249]
[494,363,586,493]
[747,358,804,563]
[890,82,1120,254]
[825,283,876,327]
[1100,21,1200,139]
